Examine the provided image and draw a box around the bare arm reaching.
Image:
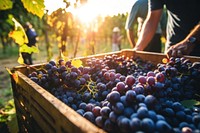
[167,23,200,58]
[134,9,163,51]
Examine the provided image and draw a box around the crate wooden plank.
[77,49,200,65]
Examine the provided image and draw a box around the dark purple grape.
[109,111,118,123]
[148,110,158,122]
[58,59,65,66]
[109,71,116,81]
[138,76,146,85]
[144,95,157,108]
[172,102,184,112]
[104,119,115,132]
[147,71,156,77]
[123,107,134,117]
[130,117,141,132]
[30,77,39,83]
[49,60,56,66]
[79,77,86,85]
[156,120,172,133]
[107,91,120,104]
[192,115,200,126]
[100,106,111,119]
[156,73,165,83]
[95,116,104,128]
[92,106,101,117]
[85,103,95,112]
[45,63,53,70]
[82,74,90,81]
[76,109,85,116]
[137,106,149,119]
[112,102,124,115]
[125,90,136,103]
[162,108,175,117]
[125,75,136,87]
[136,94,145,103]
[65,61,71,67]
[83,111,95,123]
[118,117,131,133]
[116,82,126,93]
[79,102,87,110]
[176,111,186,121]
[70,72,78,79]
[147,76,155,86]
[141,118,155,132]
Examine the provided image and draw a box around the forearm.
[135,20,157,50]
[135,9,163,50]
[185,23,200,43]
[166,23,200,57]
[126,30,136,48]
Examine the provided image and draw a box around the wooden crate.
[10,50,200,133]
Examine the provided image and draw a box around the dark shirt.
[149,0,200,50]
[26,28,37,47]
[125,0,164,34]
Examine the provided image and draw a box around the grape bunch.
[28,55,200,133]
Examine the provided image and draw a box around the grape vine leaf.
[21,0,45,18]
[17,54,24,64]
[0,0,13,10]
[180,99,200,108]
[19,44,39,54]
[9,17,28,46]
[71,59,83,68]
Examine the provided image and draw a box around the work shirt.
[149,0,200,52]
[125,0,165,35]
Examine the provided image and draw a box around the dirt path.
[0,57,18,103]
[0,56,47,105]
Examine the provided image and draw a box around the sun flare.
[73,3,99,24]
[45,0,133,24]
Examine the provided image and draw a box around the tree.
[0,0,44,56]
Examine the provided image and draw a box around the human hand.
[166,40,195,58]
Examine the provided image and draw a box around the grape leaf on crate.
[180,99,200,108]
[0,0,13,10]
[6,68,19,83]
[71,59,83,68]
[21,0,44,18]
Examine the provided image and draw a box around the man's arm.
[166,23,200,58]
[126,29,136,48]
[134,9,163,51]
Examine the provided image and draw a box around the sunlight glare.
[45,0,134,24]
[73,2,99,24]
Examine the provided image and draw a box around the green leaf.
[21,0,45,18]
[180,99,200,108]
[0,0,13,10]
